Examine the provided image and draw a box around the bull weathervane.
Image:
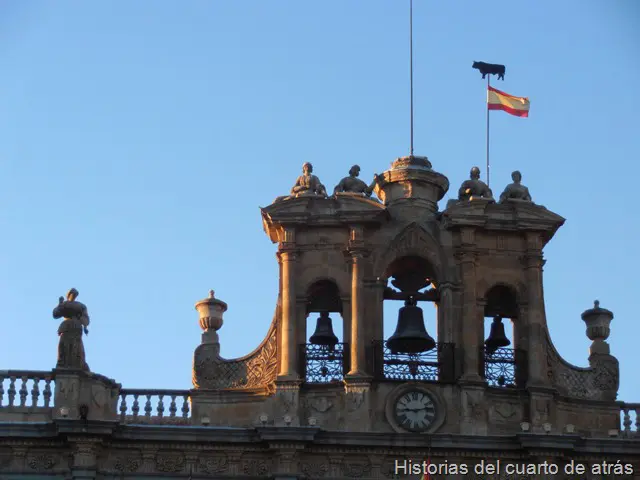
[472,61,506,81]
[472,61,506,188]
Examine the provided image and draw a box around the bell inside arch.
[485,316,511,354]
[309,312,339,347]
[387,297,436,354]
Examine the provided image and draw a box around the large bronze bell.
[485,316,511,354]
[387,297,436,354]
[309,312,339,346]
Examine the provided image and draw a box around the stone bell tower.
[190,154,621,441]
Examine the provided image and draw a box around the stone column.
[457,243,482,383]
[523,233,549,388]
[348,251,366,377]
[278,249,298,381]
[437,282,456,343]
[437,282,458,382]
[342,380,372,432]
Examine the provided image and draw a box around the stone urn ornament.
[581,300,614,355]
[195,290,228,347]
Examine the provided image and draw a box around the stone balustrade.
[118,388,191,425]
[620,402,640,437]
[0,370,55,413]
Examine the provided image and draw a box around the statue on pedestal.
[333,165,376,197]
[290,162,327,197]
[458,166,493,201]
[53,288,90,371]
[499,170,532,203]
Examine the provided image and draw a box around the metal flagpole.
[486,75,491,187]
[409,0,414,157]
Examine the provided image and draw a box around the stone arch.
[373,222,446,283]
[298,267,350,302]
[479,280,528,388]
[477,278,527,314]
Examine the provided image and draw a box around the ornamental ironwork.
[372,341,455,382]
[301,343,347,383]
[484,347,517,388]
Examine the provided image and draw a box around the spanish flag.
[487,86,530,117]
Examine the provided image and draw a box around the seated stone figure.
[333,165,376,197]
[499,170,532,203]
[290,162,327,197]
[458,166,493,201]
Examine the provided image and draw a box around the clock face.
[394,390,437,432]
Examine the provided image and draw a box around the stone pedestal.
[343,378,373,432]
[273,381,302,427]
[460,384,488,435]
[53,370,120,422]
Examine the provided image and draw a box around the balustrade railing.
[118,389,192,424]
[372,341,455,382]
[0,370,55,410]
[300,343,347,383]
[620,403,640,437]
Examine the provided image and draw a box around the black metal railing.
[372,341,455,382]
[300,343,348,384]
[482,347,521,388]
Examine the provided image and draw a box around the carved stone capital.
[277,250,299,262]
[454,249,478,265]
[521,252,545,269]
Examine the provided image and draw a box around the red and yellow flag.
[487,86,530,117]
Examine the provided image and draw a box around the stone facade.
[1,156,639,479]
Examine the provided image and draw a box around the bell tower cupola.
[373,155,449,215]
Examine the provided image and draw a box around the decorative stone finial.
[52,288,90,371]
[195,290,228,345]
[581,299,614,356]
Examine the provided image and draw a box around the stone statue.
[290,162,327,197]
[333,165,376,197]
[458,166,493,201]
[499,170,532,203]
[53,288,90,371]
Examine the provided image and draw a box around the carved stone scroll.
[193,313,278,391]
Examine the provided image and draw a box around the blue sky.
[1,1,639,406]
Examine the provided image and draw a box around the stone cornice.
[261,196,388,243]
[442,201,565,246]
[1,424,638,456]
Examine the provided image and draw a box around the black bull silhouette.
[472,61,505,80]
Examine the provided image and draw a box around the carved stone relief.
[113,453,142,473]
[27,453,57,471]
[306,396,333,413]
[198,453,228,474]
[300,458,329,478]
[547,336,619,401]
[464,391,487,422]
[342,457,371,478]
[242,457,271,476]
[193,321,278,390]
[155,451,185,473]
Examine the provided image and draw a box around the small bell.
[485,316,511,354]
[387,297,436,354]
[309,312,339,347]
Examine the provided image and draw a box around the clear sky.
[1,1,639,407]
